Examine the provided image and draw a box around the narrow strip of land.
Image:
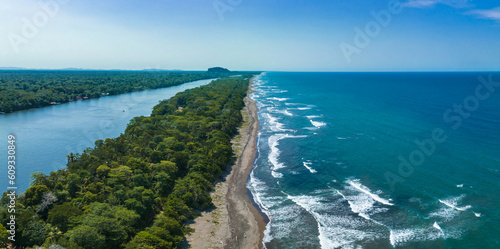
[186,79,265,249]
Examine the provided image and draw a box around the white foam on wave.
[341,182,476,247]
[347,180,394,206]
[269,107,293,116]
[268,134,307,178]
[430,195,473,223]
[336,187,388,228]
[268,134,286,171]
[248,174,269,212]
[253,93,264,99]
[302,161,317,173]
[429,206,460,222]
[298,107,312,110]
[252,73,266,86]
[433,221,440,230]
[337,137,349,140]
[271,171,283,178]
[310,120,327,128]
[433,222,444,236]
[286,195,335,248]
[389,228,442,247]
[337,189,372,219]
[456,184,464,188]
[247,172,274,245]
[263,186,394,248]
[267,97,289,102]
[474,212,481,217]
[305,114,326,129]
[389,224,445,247]
[265,113,292,132]
[335,184,393,242]
[438,195,471,211]
[286,193,375,249]
[255,102,266,110]
[271,89,288,93]
[390,229,412,247]
[251,186,333,248]
[306,115,322,119]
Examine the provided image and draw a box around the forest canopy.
[0,75,254,249]
[0,70,232,113]
[207,67,230,73]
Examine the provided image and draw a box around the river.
[1,78,215,192]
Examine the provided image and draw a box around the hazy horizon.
[1,67,500,72]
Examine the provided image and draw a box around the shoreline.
[185,78,266,248]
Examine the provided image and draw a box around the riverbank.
[0,78,217,193]
[185,79,265,248]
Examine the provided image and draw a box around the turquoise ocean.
[248,72,500,249]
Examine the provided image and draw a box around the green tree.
[96,165,110,178]
[24,185,50,206]
[125,199,146,217]
[30,172,49,187]
[67,173,81,197]
[153,161,177,175]
[47,202,82,232]
[21,220,51,247]
[81,202,138,246]
[153,172,173,197]
[81,214,128,248]
[67,225,106,249]
[125,231,172,249]
[0,75,253,247]
[0,224,9,248]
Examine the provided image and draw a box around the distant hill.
[141,69,184,72]
[0,67,184,71]
[0,67,93,71]
[0,67,100,71]
[207,67,230,73]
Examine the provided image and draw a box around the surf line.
[433,222,445,237]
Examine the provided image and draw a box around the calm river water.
[1,78,215,192]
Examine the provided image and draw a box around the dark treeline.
[0,70,230,113]
[0,75,253,248]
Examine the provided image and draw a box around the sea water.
[248,72,500,249]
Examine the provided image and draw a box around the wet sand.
[185,80,265,249]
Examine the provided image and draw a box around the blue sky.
[1,0,499,71]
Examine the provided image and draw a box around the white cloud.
[402,0,471,8]
[402,1,500,24]
[403,0,441,8]
[468,7,500,22]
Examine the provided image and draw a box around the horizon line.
[1,68,499,73]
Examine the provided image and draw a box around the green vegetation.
[207,67,230,73]
[0,70,231,113]
[0,75,253,248]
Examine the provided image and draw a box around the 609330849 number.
[8,135,16,186]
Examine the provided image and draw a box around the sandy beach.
[185,79,265,249]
